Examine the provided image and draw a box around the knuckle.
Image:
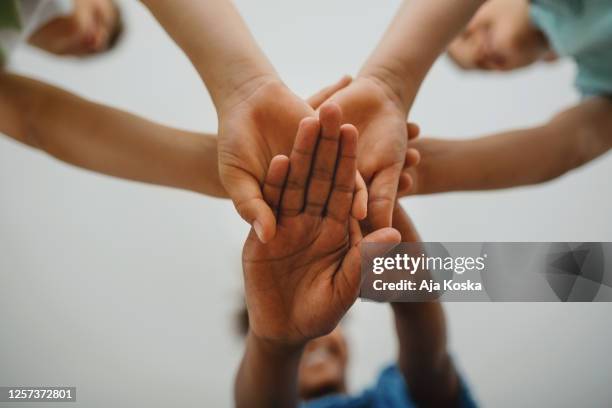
[280,208,301,217]
[310,167,334,181]
[284,179,305,190]
[333,183,354,194]
[306,201,325,213]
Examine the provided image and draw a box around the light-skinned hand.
[328,77,412,229]
[217,76,366,243]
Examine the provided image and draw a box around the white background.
[1,1,611,407]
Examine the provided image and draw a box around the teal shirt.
[531,0,612,96]
[301,364,477,408]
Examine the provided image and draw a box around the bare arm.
[390,205,461,407]
[324,0,484,230]
[236,333,304,408]
[407,97,612,195]
[140,0,316,242]
[360,0,485,110]
[0,73,226,197]
[140,0,278,111]
[392,301,459,407]
[0,73,350,198]
[236,106,400,407]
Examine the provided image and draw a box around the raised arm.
[0,73,351,198]
[236,103,399,408]
[360,0,486,110]
[390,205,462,407]
[139,0,325,243]
[326,0,485,230]
[139,0,277,112]
[402,97,612,195]
[0,73,225,197]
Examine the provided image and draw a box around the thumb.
[359,227,403,264]
[406,122,420,140]
[227,174,277,243]
[306,75,352,109]
[337,226,401,302]
[367,165,402,230]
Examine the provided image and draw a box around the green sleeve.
[0,0,21,66]
[0,0,21,29]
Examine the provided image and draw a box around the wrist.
[237,331,304,408]
[358,62,417,113]
[248,331,305,361]
[190,135,229,198]
[209,64,279,114]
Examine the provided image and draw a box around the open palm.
[218,77,356,243]
[218,80,314,242]
[330,77,410,229]
[242,104,400,344]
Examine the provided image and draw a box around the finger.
[359,227,403,265]
[306,75,352,109]
[280,117,320,216]
[407,122,420,140]
[405,148,421,168]
[351,171,367,220]
[305,102,342,216]
[262,155,290,212]
[326,124,357,224]
[362,227,402,249]
[337,226,402,303]
[229,174,277,243]
[367,164,403,229]
[398,148,420,196]
[398,173,414,196]
[349,217,362,247]
[392,204,421,242]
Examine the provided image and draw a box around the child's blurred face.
[298,326,348,400]
[448,0,548,71]
[27,0,121,56]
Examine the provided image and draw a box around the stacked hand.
[217,76,368,243]
[219,75,422,244]
[242,102,401,345]
[326,77,413,229]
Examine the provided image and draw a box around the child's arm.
[0,73,226,197]
[389,205,462,407]
[326,0,485,230]
[0,73,352,197]
[359,0,486,110]
[141,0,310,243]
[139,0,277,112]
[402,97,612,195]
[236,103,400,408]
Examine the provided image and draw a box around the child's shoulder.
[531,0,612,96]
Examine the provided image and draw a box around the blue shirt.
[301,364,477,408]
[530,0,612,96]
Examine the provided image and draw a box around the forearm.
[392,302,459,407]
[141,0,278,111]
[389,206,459,405]
[0,73,227,197]
[360,0,484,110]
[412,98,612,195]
[235,332,303,408]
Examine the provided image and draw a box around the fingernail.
[253,221,265,243]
